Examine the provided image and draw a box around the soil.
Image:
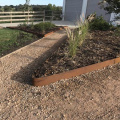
[33,30,120,78]
[8,26,65,37]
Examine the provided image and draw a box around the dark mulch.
[33,30,120,78]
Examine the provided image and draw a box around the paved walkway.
[0,20,119,28]
[0,20,77,28]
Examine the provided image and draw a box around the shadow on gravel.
[11,36,67,85]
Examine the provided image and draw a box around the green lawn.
[0,28,19,42]
[0,28,38,57]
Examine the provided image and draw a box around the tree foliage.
[99,0,120,20]
[99,0,120,14]
[26,0,30,6]
[45,4,61,12]
[24,0,31,11]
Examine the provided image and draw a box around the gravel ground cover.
[0,63,120,120]
[33,30,120,78]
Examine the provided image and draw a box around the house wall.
[64,0,83,21]
[64,0,111,22]
[86,0,111,21]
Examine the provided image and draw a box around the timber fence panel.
[0,10,61,23]
[0,11,45,23]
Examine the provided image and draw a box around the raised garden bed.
[33,30,120,86]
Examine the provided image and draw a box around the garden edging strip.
[44,27,67,37]
[33,57,120,87]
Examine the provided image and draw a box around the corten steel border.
[33,57,120,87]
[44,27,68,37]
[44,31,54,37]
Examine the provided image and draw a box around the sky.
[0,0,63,6]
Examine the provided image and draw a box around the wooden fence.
[0,10,62,23]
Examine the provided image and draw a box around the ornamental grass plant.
[66,15,89,57]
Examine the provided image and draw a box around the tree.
[99,0,120,19]
[26,0,30,6]
[45,4,53,11]
[15,4,24,11]
[24,0,32,11]
[32,5,43,11]
[0,6,4,12]
[4,5,12,11]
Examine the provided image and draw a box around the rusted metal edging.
[33,57,120,87]
[44,27,67,37]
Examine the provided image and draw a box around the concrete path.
[0,20,77,28]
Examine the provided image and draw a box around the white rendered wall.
[62,0,66,21]
[80,0,88,21]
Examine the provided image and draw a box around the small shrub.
[18,22,28,29]
[28,22,34,30]
[114,27,120,36]
[34,22,56,33]
[34,22,45,33]
[44,22,56,30]
[89,16,111,31]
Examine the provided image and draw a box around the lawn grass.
[0,28,38,57]
[0,28,19,42]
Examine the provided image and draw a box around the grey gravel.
[0,30,120,120]
[0,63,120,120]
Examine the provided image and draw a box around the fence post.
[24,11,26,23]
[52,11,53,21]
[43,10,45,22]
[10,11,12,23]
[27,10,29,24]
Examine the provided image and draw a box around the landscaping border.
[33,57,120,87]
[44,27,68,37]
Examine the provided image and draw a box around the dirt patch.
[33,30,120,78]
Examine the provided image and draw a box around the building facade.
[63,0,111,22]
